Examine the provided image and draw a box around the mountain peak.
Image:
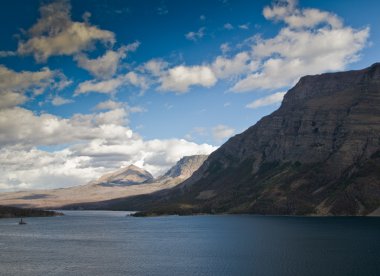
[161,155,208,180]
[94,164,153,187]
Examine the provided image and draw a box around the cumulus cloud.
[263,0,342,29]
[17,0,115,62]
[224,23,234,30]
[239,23,250,30]
[211,52,258,79]
[0,107,132,147]
[220,43,230,54]
[0,147,98,190]
[0,50,16,57]
[142,60,218,93]
[94,100,122,110]
[143,59,169,76]
[159,65,217,93]
[0,104,216,190]
[0,137,216,191]
[212,124,235,142]
[51,95,73,106]
[75,72,148,95]
[185,27,205,41]
[230,0,369,92]
[0,92,27,109]
[75,42,140,79]
[0,65,54,92]
[246,91,286,109]
[0,65,69,109]
[94,100,146,113]
[142,0,368,95]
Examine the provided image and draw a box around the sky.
[0,0,379,191]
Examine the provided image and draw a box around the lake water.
[0,211,379,276]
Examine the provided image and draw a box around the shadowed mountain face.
[113,63,380,216]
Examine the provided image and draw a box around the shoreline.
[0,205,63,219]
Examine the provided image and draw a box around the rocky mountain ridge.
[109,63,380,216]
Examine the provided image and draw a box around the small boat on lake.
[19,218,27,225]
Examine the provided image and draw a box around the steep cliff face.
[130,63,380,216]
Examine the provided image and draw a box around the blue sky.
[0,0,379,191]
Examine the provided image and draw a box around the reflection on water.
[0,211,380,276]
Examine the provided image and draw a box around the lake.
[0,211,379,276]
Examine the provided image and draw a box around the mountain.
[0,155,207,209]
[157,155,208,181]
[91,164,153,186]
[113,63,380,216]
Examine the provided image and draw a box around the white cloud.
[0,139,216,190]
[224,23,234,30]
[0,105,216,190]
[239,23,250,30]
[0,107,131,148]
[212,125,235,141]
[94,100,122,110]
[0,92,27,109]
[211,52,258,79]
[143,59,169,77]
[220,43,230,54]
[51,95,73,106]
[145,1,368,94]
[94,100,146,113]
[0,51,16,57]
[128,105,146,113]
[0,65,53,92]
[75,72,148,95]
[230,0,369,92]
[0,65,69,109]
[17,0,115,62]
[0,147,97,190]
[185,27,205,41]
[246,92,286,109]
[75,42,140,79]
[263,0,342,29]
[159,65,217,93]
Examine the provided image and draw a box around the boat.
[19,218,27,225]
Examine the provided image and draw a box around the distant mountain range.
[0,155,208,209]
[96,63,380,216]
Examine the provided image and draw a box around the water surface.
[0,211,379,276]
